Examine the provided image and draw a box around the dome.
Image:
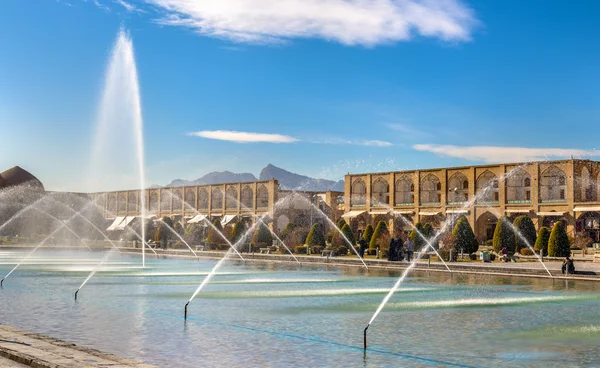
[0,166,44,191]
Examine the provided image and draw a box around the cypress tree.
[369,221,389,250]
[252,223,273,247]
[422,223,438,249]
[306,223,326,247]
[281,222,296,239]
[206,219,226,247]
[492,216,515,253]
[548,222,570,257]
[534,226,550,255]
[336,218,347,230]
[409,222,425,250]
[362,224,374,244]
[230,221,244,243]
[340,224,355,246]
[513,216,537,253]
[452,216,478,254]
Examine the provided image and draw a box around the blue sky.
[1,0,599,191]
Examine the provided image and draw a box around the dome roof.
[0,166,44,191]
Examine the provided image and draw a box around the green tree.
[336,218,347,230]
[362,224,374,244]
[369,221,389,251]
[422,223,438,249]
[230,221,245,244]
[452,216,478,254]
[206,219,227,249]
[251,223,273,248]
[281,222,296,239]
[548,222,570,257]
[306,223,326,247]
[340,224,356,245]
[492,216,515,253]
[513,216,537,253]
[174,221,184,235]
[154,216,174,248]
[409,222,425,250]
[534,226,550,255]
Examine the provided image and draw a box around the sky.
[1,0,599,192]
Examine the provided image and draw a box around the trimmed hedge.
[230,221,244,243]
[369,221,389,250]
[306,223,326,247]
[206,219,227,247]
[534,226,550,255]
[409,222,425,250]
[362,224,374,244]
[548,222,570,257]
[452,216,478,254]
[492,216,515,253]
[513,216,536,253]
[252,223,273,248]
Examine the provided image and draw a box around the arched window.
[118,193,127,212]
[507,168,532,203]
[198,189,208,210]
[108,194,117,212]
[421,174,441,204]
[476,171,499,203]
[448,173,468,203]
[211,187,223,209]
[540,166,567,202]
[371,177,389,206]
[127,192,137,211]
[149,191,158,211]
[241,185,253,209]
[579,166,594,202]
[351,179,366,207]
[172,189,182,211]
[226,186,238,209]
[184,189,195,209]
[395,176,414,205]
[257,185,269,208]
[160,190,171,210]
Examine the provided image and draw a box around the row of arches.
[351,166,569,207]
[105,185,270,213]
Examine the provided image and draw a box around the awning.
[536,211,567,216]
[342,210,366,218]
[419,211,441,216]
[393,210,414,215]
[106,216,125,231]
[369,210,391,215]
[115,216,136,231]
[574,206,600,212]
[505,209,531,214]
[221,215,238,227]
[446,209,468,214]
[187,214,207,224]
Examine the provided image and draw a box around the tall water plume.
[89,28,147,266]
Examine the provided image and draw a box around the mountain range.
[158,164,344,192]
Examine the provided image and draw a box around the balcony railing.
[394,202,414,207]
[475,200,499,205]
[420,202,441,206]
[539,199,567,204]
[447,201,467,206]
[506,200,531,204]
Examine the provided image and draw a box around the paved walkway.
[0,325,155,368]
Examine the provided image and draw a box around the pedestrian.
[358,238,367,258]
[388,237,397,261]
[394,236,404,262]
[405,238,414,262]
[562,255,575,274]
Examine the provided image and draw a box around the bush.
[572,233,593,254]
[492,216,515,253]
[285,227,310,247]
[184,223,206,244]
[485,239,493,248]
[513,216,536,253]
[362,224,374,244]
[294,245,307,254]
[422,223,438,249]
[281,222,296,239]
[306,223,326,247]
[336,218,347,230]
[230,221,244,243]
[534,226,550,255]
[469,253,477,260]
[452,216,478,254]
[548,222,570,257]
[520,248,534,256]
[369,221,389,251]
[252,223,273,248]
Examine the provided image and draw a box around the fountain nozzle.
[75,289,79,300]
[364,324,370,350]
[184,302,189,320]
[1,278,4,288]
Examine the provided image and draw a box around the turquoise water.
[1,250,600,367]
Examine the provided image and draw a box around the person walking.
[358,238,367,258]
[405,238,414,262]
[388,237,397,261]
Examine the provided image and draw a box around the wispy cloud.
[146,0,477,46]
[188,130,299,143]
[91,0,110,12]
[386,122,430,138]
[114,0,139,12]
[312,138,393,147]
[413,144,600,163]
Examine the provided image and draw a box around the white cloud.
[413,144,600,163]
[386,122,430,137]
[363,140,393,147]
[114,0,138,12]
[146,0,477,46]
[188,130,299,143]
[91,0,110,11]
[312,139,393,146]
